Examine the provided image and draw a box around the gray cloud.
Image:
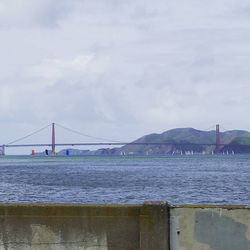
[0,0,76,28]
[0,0,250,153]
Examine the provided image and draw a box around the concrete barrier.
[0,202,169,250]
[170,204,250,250]
[0,202,249,249]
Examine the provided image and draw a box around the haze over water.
[0,155,249,206]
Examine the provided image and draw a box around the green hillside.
[117,128,250,155]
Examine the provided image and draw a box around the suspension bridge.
[0,123,234,156]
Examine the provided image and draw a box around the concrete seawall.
[0,202,249,249]
[0,202,168,250]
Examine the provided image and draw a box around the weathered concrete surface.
[170,205,250,250]
[0,202,169,250]
[140,202,169,250]
[1,202,250,250]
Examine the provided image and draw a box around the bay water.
[0,155,249,206]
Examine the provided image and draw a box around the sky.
[1,0,250,154]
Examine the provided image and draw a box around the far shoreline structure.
[1,124,250,156]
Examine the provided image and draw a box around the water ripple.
[0,155,249,206]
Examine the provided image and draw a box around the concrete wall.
[0,203,250,250]
[0,202,168,250]
[170,205,250,250]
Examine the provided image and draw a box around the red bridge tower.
[52,123,56,155]
[215,124,220,153]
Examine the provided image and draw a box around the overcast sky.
[1,0,250,153]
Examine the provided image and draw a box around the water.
[0,155,249,206]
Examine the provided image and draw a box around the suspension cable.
[6,123,52,145]
[55,123,123,143]
[203,125,216,131]
[220,125,229,132]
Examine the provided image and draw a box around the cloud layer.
[0,0,250,152]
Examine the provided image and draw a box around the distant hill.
[57,128,250,155]
[112,128,250,155]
